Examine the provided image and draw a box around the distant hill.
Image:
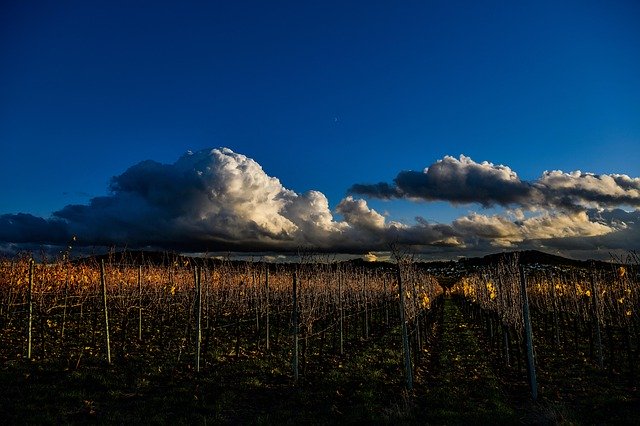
[71,248,617,271]
[458,249,613,269]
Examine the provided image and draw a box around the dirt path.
[418,297,521,424]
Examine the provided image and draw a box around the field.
[0,251,638,424]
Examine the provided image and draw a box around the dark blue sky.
[1,1,639,258]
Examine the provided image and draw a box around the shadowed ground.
[417,298,521,424]
[1,297,638,424]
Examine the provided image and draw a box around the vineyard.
[0,251,638,423]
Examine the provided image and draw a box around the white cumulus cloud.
[0,148,637,259]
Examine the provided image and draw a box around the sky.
[1,0,639,261]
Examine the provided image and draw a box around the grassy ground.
[0,335,415,424]
[453,298,640,425]
[1,298,638,424]
[415,298,521,424]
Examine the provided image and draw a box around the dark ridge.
[458,249,614,269]
[65,249,624,278]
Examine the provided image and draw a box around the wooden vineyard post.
[412,276,421,360]
[100,260,112,364]
[339,271,344,356]
[195,266,202,372]
[292,272,299,384]
[138,265,143,342]
[519,265,537,400]
[550,273,560,348]
[265,267,270,352]
[589,267,604,369]
[383,277,389,328]
[61,266,70,341]
[26,259,34,360]
[498,276,510,367]
[396,262,413,391]
[253,270,260,340]
[363,273,369,340]
[503,326,510,367]
[234,281,242,358]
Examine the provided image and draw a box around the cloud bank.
[350,155,640,211]
[350,155,535,207]
[1,149,638,259]
[0,149,457,253]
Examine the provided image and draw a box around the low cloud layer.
[1,149,638,259]
[0,149,459,253]
[451,210,614,248]
[350,155,640,211]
